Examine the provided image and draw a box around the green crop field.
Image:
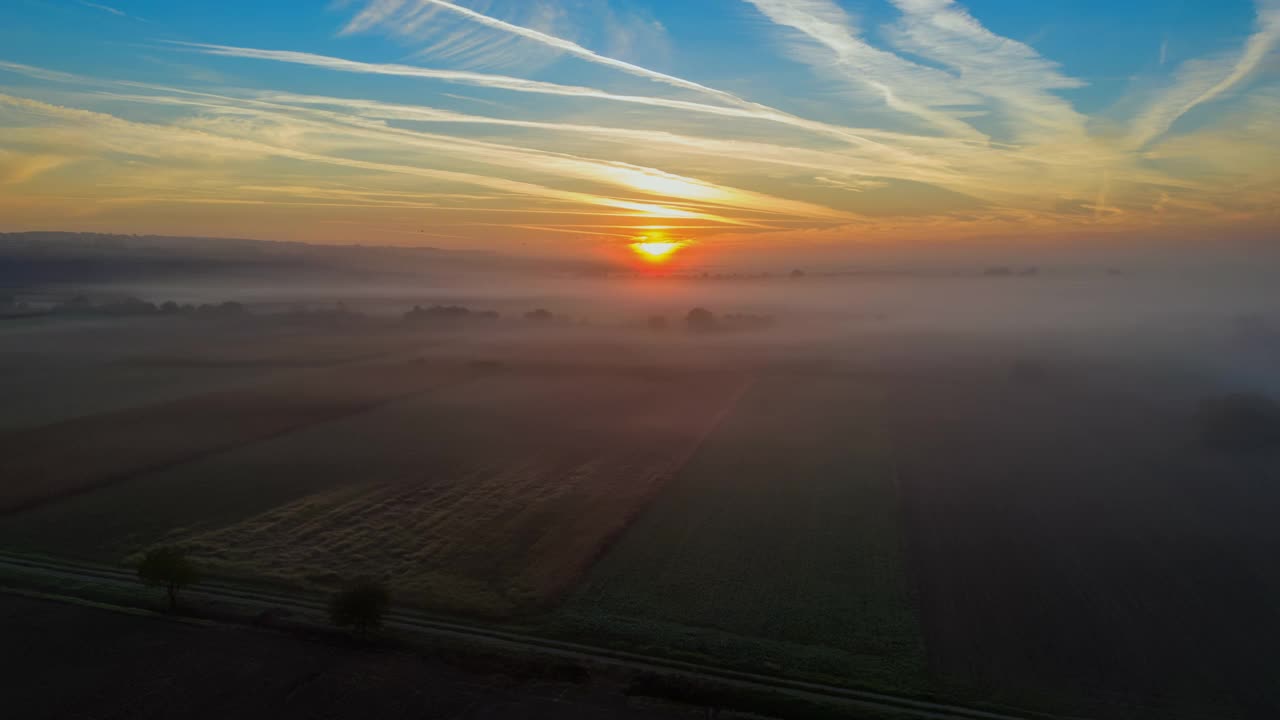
[547,374,928,696]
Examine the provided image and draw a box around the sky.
[0,0,1277,266]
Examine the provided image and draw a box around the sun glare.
[629,233,687,263]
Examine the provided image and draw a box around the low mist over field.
[1,229,1279,718]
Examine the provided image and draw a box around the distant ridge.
[0,231,606,286]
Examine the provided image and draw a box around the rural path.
[0,550,1068,720]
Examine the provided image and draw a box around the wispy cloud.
[331,1,956,162]
[342,0,736,106]
[0,149,72,184]
[0,68,856,230]
[885,0,1086,145]
[741,0,985,139]
[77,1,126,17]
[176,42,933,162]
[0,91,717,220]
[1128,0,1280,148]
[102,88,862,222]
[740,0,1089,145]
[249,91,955,187]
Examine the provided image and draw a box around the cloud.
[342,0,745,108]
[91,86,863,223]
[77,1,126,17]
[0,74,859,230]
[333,1,947,162]
[0,53,1224,241]
[1146,89,1280,190]
[76,1,147,22]
[1128,0,1280,148]
[176,42,930,159]
[357,1,671,74]
[249,90,957,187]
[591,2,672,63]
[741,0,985,139]
[0,150,71,184]
[740,0,1089,145]
[0,92,704,219]
[883,0,1087,143]
[0,60,85,84]
[4,1,1277,250]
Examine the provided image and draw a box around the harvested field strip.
[0,359,479,513]
[173,371,752,616]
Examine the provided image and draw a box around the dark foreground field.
[0,593,690,720]
[887,361,1280,719]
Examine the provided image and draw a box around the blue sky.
[1,1,1277,262]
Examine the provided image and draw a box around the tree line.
[137,546,391,632]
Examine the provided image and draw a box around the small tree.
[685,307,717,333]
[330,580,391,633]
[137,546,200,611]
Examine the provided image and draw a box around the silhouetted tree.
[101,296,157,316]
[137,546,200,611]
[524,308,554,323]
[330,580,391,633]
[685,307,717,333]
[217,301,246,316]
[404,305,500,326]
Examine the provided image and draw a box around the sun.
[632,241,681,260]
[629,233,687,263]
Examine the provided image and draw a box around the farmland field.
[545,343,1280,718]
[3,313,1280,719]
[0,357,480,512]
[0,320,750,615]
[172,369,748,615]
[550,374,928,695]
[882,360,1280,718]
[0,317,432,431]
